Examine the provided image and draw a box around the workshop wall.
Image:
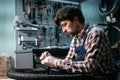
[0,0,15,67]
[81,0,103,27]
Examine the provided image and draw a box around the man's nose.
[62,28,67,33]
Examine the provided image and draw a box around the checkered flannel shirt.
[58,25,114,74]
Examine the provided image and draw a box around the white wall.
[0,0,15,67]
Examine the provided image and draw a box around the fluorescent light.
[46,0,79,5]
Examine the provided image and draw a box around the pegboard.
[15,0,80,51]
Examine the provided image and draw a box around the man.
[40,6,115,79]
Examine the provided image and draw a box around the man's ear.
[73,17,79,22]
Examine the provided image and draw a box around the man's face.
[60,17,82,37]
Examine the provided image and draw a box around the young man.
[40,6,115,79]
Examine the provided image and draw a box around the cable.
[98,0,120,16]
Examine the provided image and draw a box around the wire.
[98,0,120,16]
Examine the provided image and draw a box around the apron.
[74,27,112,80]
[74,27,92,61]
[74,27,103,80]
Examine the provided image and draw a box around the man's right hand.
[40,51,51,60]
[40,51,59,68]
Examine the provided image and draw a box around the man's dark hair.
[55,6,85,26]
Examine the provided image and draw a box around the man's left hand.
[40,53,57,68]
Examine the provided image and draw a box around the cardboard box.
[0,56,11,79]
[0,70,7,79]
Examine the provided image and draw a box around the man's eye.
[62,23,67,27]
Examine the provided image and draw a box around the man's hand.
[39,51,57,68]
[40,51,51,60]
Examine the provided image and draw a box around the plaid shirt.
[58,25,114,74]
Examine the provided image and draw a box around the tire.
[7,67,48,80]
[7,68,84,80]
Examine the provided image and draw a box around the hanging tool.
[42,26,47,36]
[22,43,28,50]
[53,3,57,14]
[47,3,51,17]
[38,11,43,24]
[27,0,31,19]
[22,0,29,20]
[18,35,22,45]
[40,5,46,10]
[35,38,38,46]
[22,0,25,12]
[14,16,39,28]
